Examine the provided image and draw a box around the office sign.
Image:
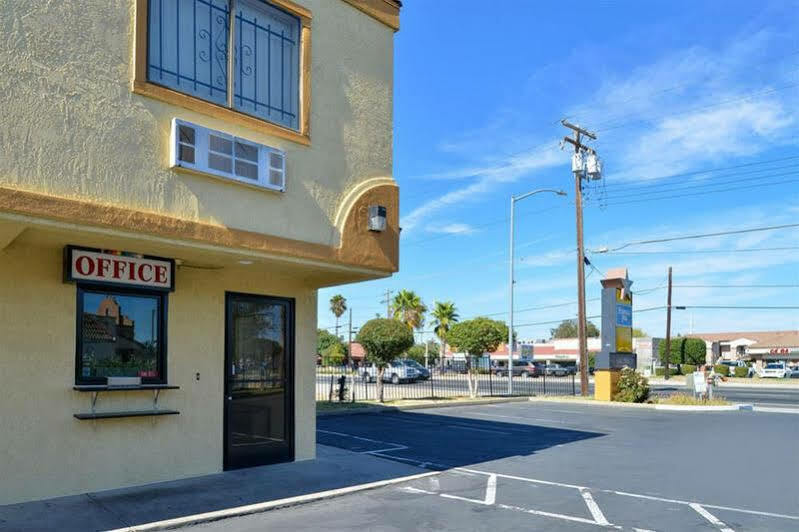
[64,246,175,291]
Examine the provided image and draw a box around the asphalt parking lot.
[195,402,799,531]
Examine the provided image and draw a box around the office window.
[147,0,302,131]
[76,286,167,384]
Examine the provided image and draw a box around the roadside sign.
[692,372,707,394]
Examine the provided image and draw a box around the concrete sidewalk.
[0,445,425,532]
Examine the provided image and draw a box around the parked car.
[717,360,755,378]
[790,366,799,378]
[545,364,570,377]
[359,360,420,384]
[759,362,791,379]
[442,360,468,374]
[401,359,430,380]
[493,360,540,378]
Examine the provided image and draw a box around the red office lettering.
[97,258,110,278]
[128,261,136,281]
[113,259,126,280]
[75,255,94,276]
[154,265,167,284]
[138,263,153,282]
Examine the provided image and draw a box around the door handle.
[227,396,233,401]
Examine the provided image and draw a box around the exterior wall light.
[368,205,387,232]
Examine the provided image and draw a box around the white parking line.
[689,503,735,532]
[497,503,618,528]
[607,489,799,520]
[440,473,497,505]
[580,488,610,526]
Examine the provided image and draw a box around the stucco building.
[686,331,799,369]
[0,0,401,504]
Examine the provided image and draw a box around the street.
[650,383,799,408]
[317,371,799,408]
[192,401,799,531]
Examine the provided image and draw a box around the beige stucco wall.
[0,0,394,248]
[0,239,317,505]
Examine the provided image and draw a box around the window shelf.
[73,385,180,420]
[74,410,179,420]
[73,385,180,392]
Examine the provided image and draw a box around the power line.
[596,222,799,253]
[674,284,799,288]
[589,176,799,207]
[598,154,799,190]
[676,305,799,310]
[513,305,666,329]
[594,167,799,201]
[599,246,799,255]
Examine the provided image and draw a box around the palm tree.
[391,289,427,331]
[431,301,458,369]
[329,294,347,339]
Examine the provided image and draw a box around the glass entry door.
[224,292,294,470]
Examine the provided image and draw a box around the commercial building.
[0,0,401,505]
[686,331,799,369]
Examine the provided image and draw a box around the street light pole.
[508,188,567,396]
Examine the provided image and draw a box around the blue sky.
[319,0,799,341]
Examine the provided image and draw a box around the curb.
[528,397,754,412]
[654,403,753,412]
[317,396,531,417]
[106,470,440,531]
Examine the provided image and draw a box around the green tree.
[329,294,347,338]
[550,319,600,339]
[317,329,343,356]
[658,337,706,366]
[391,289,427,331]
[431,301,458,369]
[632,328,648,338]
[446,317,508,397]
[356,318,414,402]
[403,341,440,365]
[321,342,346,366]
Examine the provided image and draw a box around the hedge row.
[733,366,750,378]
[654,367,680,376]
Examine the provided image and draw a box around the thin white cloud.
[427,223,477,235]
[401,144,563,233]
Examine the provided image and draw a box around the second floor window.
[148,0,301,131]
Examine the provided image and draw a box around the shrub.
[658,337,707,365]
[654,367,680,376]
[680,364,696,375]
[713,364,730,376]
[613,368,650,403]
[733,366,750,378]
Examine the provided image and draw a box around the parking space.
[196,401,799,531]
[315,402,798,530]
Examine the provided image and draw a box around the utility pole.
[380,289,393,319]
[562,120,599,397]
[664,267,673,381]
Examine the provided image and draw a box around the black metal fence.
[316,366,577,403]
